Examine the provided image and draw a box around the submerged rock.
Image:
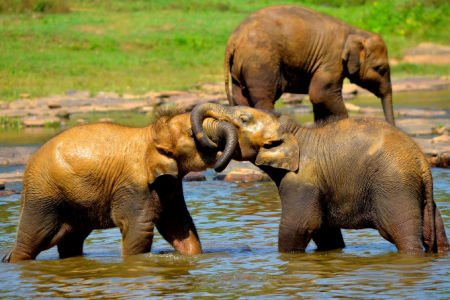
[430,152,450,168]
[20,116,60,127]
[76,119,89,126]
[97,118,115,124]
[220,168,271,183]
[182,172,206,182]
[0,189,21,196]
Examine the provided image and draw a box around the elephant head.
[147,108,239,183]
[342,31,394,126]
[191,103,299,173]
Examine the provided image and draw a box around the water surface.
[1,169,449,299]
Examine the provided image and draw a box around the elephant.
[2,108,239,263]
[191,103,449,253]
[224,5,395,126]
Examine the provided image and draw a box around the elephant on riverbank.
[191,103,449,253]
[225,5,395,126]
[3,108,239,263]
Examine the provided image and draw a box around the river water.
[1,90,450,298]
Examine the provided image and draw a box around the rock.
[342,84,359,95]
[155,91,189,98]
[55,109,70,118]
[414,138,450,157]
[432,126,447,135]
[97,118,115,123]
[137,106,154,114]
[0,189,21,196]
[281,94,304,107]
[431,132,450,144]
[432,152,450,168]
[403,43,450,65]
[0,148,38,166]
[216,160,262,175]
[10,100,30,109]
[359,107,383,116]
[0,169,25,184]
[221,168,271,182]
[0,183,4,190]
[96,91,119,99]
[292,106,313,114]
[399,119,450,136]
[20,116,60,127]
[182,172,206,182]
[47,102,62,109]
[76,119,89,126]
[396,109,446,117]
[344,102,361,112]
[0,102,10,109]
[65,90,90,97]
[391,77,450,93]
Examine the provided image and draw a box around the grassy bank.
[0,0,449,101]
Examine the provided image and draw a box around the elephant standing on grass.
[3,108,239,263]
[225,5,395,125]
[192,103,449,253]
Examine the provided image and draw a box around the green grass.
[0,0,449,101]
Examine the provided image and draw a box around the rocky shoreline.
[1,77,450,188]
[0,77,449,127]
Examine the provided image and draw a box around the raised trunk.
[202,118,238,172]
[191,103,234,149]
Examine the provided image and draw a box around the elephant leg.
[57,230,92,259]
[312,227,346,250]
[374,196,424,253]
[423,203,450,253]
[5,202,63,263]
[117,211,155,256]
[155,184,202,255]
[231,78,251,107]
[309,75,348,123]
[278,182,321,253]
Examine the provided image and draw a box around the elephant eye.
[374,65,387,75]
[239,115,249,123]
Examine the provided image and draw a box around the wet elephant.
[3,108,238,263]
[191,103,449,253]
[225,5,395,125]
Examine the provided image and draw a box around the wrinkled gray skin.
[225,5,395,126]
[192,103,449,254]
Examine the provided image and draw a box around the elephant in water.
[191,103,449,253]
[3,108,239,263]
[224,5,395,126]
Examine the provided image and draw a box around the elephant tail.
[2,242,15,263]
[422,157,436,253]
[224,43,235,106]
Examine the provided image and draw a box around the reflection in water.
[0,169,450,298]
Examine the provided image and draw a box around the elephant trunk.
[381,92,394,127]
[191,103,234,149]
[202,118,238,172]
[380,75,395,126]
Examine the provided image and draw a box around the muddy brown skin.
[192,104,448,254]
[225,5,395,126]
[2,112,237,263]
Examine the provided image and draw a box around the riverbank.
[1,0,449,101]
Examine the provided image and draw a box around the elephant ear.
[342,34,365,75]
[255,133,299,173]
[146,144,179,184]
